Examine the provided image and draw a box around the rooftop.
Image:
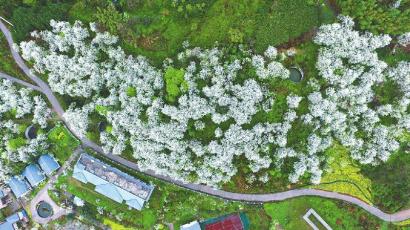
[7,177,30,198]
[180,221,201,230]
[38,154,60,175]
[0,210,28,230]
[77,154,153,200]
[72,154,154,210]
[22,164,45,187]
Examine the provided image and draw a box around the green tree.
[95,3,123,34]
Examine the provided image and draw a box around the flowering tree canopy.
[0,80,50,182]
[19,17,410,186]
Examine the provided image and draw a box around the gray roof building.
[72,154,154,210]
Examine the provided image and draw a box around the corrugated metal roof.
[0,222,13,230]
[38,154,60,175]
[0,210,27,230]
[8,177,30,198]
[78,154,154,199]
[95,184,124,203]
[72,154,153,210]
[125,199,143,210]
[22,164,45,187]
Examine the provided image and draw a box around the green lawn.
[264,197,393,230]
[47,123,80,162]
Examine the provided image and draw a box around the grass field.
[47,123,80,162]
[264,197,392,230]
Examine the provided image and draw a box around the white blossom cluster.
[286,16,409,183]
[0,79,51,127]
[0,80,50,181]
[63,103,94,139]
[19,18,409,186]
[398,32,410,46]
[20,20,296,186]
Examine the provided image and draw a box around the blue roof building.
[0,210,28,230]
[0,221,13,230]
[22,164,45,187]
[38,154,60,175]
[7,177,30,198]
[72,154,154,210]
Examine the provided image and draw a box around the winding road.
[1,19,409,223]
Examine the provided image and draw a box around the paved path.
[30,187,67,224]
[0,72,42,92]
[1,19,410,223]
[29,148,81,224]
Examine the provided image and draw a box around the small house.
[22,164,45,187]
[38,154,60,176]
[7,177,30,198]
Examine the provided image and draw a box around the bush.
[164,67,187,103]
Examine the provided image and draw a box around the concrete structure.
[22,164,45,187]
[38,154,60,176]
[7,177,30,198]
[303,208,333,230]
[72,154,154,210]
[24,125,37,140]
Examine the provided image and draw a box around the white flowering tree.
[0,80,50,182]
[18,17,410,186]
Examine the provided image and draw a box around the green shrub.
[95,3,124,34]
[7,137,26,151]
[164,67,187,103]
